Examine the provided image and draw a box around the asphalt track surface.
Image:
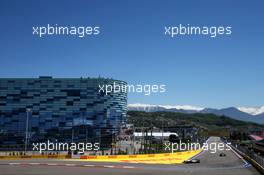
[0,137,261,175]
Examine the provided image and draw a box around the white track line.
[122,166,135,169]
[230,147,249,165]
[83,165,95,167]
[5,163,135,169]
[104,165,115,168]
[65,164,76,166]
[9,163,20,165]
[29,163,40,165]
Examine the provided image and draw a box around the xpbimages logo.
[164,140,232,153]
[164,24,232,38]
[98,82,166,95]
[32,141,100,153]
[32,24,100,38]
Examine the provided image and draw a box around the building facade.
[0,76,127,142]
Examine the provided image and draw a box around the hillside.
[127,111,264,131]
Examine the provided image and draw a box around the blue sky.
[0,0,264,108]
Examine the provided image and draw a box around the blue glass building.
[0,76,127,143]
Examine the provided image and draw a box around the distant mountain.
[128,104,264,124]
[128,111,264,131]
[128,103,203,113]
[200,107,262,123]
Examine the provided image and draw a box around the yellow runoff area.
[78,149,202,164]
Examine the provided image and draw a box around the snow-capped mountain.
[237,106,264,115]
[128,103,204,112]
[128,103,264,124]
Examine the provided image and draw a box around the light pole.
[71,120,74,157]
[25,108,31,153]
[162,118,164,143]
[71,120,74,143]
